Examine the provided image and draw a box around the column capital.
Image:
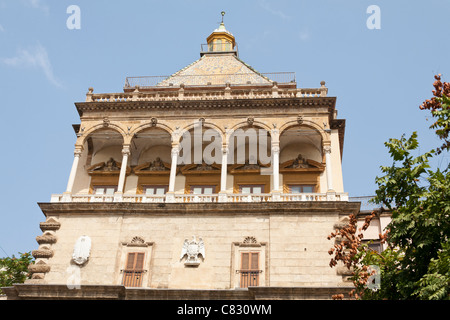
[171,145,180,156]
[270,128,280,140]
[271,141,280,154]
[121,145,131,156]
[74,147,83,157]
[323,145,332,154]
[222,144,229,155]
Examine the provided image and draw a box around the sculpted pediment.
[181,162,221,175]
[134,157,171,175]
[280,154,324,173]
[87,158,131,176]
[229,160,270,174]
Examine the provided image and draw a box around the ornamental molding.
[75,97,337,115]
[121,236,153,247]
[243,236,258,244]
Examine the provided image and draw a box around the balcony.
[50,192,350,203]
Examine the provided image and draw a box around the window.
[239,252,260,288]
[364,240,382,253]
[240,185,264,194]
[122,252,145,287]
[190,185,216,194]
[93,186,117,195]
[144,185,168,195]
[224,40,231,51]
[232,238,267,288]
[288,185,315,193]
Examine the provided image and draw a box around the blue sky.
[0,0,449,257]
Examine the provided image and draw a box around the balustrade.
[51,192,349,203]
[86,81,327,103]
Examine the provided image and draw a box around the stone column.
[219,145,229,202]
[272,143,280,192]
[323,145,334,191]
[323,144,336,201]
[166,145,179,202]
[117,146,131,192]
[63,147,83,201]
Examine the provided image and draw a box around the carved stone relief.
[180,236,205,266]
[72,235,91,266]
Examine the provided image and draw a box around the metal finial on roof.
[221,11,225,23]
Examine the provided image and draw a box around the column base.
[113,192,123,202]
[326,190,336,201]
[270,190,282,201]
[165,192,176,203]
[218,192,228,203]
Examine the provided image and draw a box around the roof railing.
[124,72,296,89]
[200,43,238,54]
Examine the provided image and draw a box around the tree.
[419,74,450,154]
[328,75,450,300]
[0,252,34,295]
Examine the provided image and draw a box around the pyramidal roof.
[156,54,272,87]
[156,20,272,87]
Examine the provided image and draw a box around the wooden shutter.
[241,253,249,270]
[122,252,145,287]
[250,252,259,270]
[240,252,259,288]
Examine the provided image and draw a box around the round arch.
[131,121,174,139]
[76,123,126,147]
[227,120,272,145]
[278,119,327,142]
[176,121,225,144]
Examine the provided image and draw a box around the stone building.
[3,19,388,300]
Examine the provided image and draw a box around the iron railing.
[124,72,296,88]
[121,270,146,287]
[200,43,238,53]
[349,196,388,212]
[236,270,263,288]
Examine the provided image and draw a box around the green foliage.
[0,252,34,294]
[332,75,450,300]
[415,242,450,300]
[368,131,450,299]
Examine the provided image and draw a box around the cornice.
[75,97,337,117]
[38,200,360,216]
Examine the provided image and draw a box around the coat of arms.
[180,236,205,266]
[72,235,91,266]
